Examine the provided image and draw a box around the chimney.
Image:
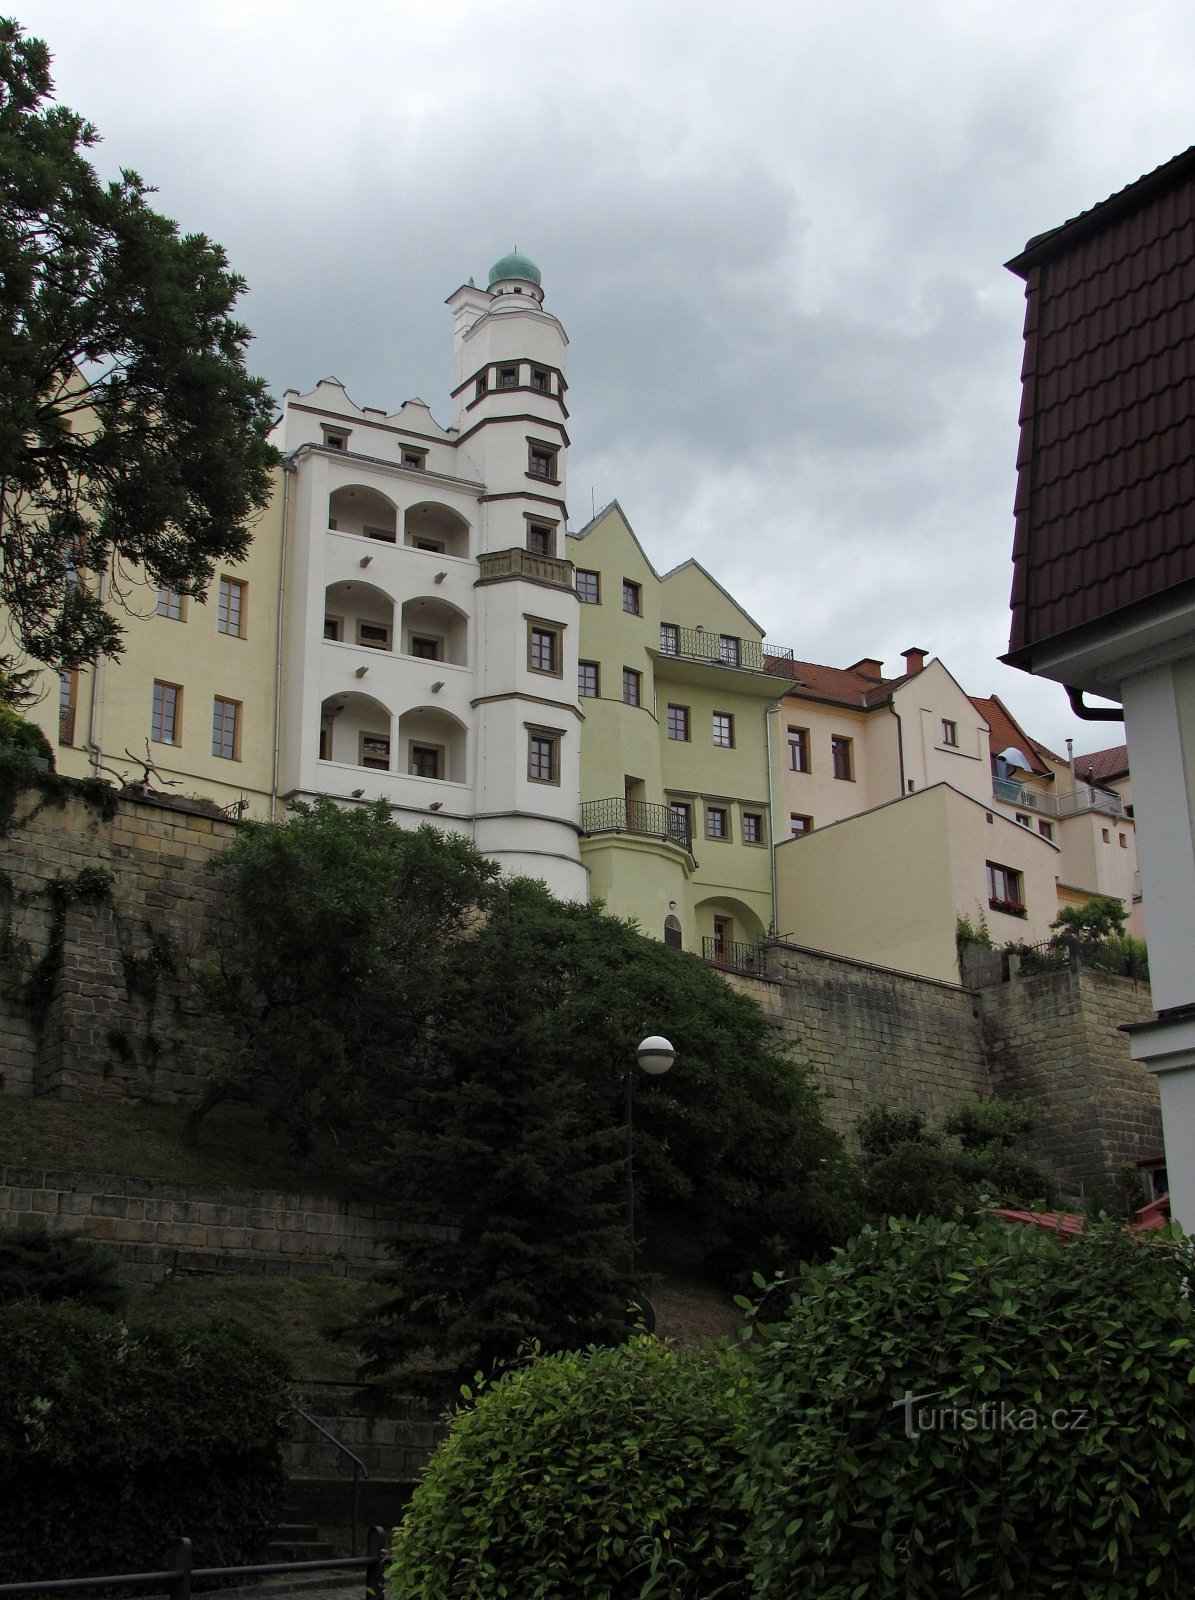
[902,646,927,675]
[850,657,885,681]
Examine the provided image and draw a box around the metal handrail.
[0,1528,386,1600]
[295,1405,369,1557]
[581,797,692,852]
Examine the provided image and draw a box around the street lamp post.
[626,1035,676,1281]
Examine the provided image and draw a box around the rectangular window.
[151,681,181,745]
[941,719,958,747]
[211,696,240,760]
[413,537,444,553]
[1015,812,1031,828]
[319,719,332,761]
[576,569,600,605]
[742,811,764,845]
[217,577,246,637]
[713,915,733,958]
[790,813,813,837]
[667,704,690,741]
[401,448,427,471]
[1038,820,1054,841]
[529,623,561,676]
[357,621,391,650]
[659,622,678,655]
[1119,832,1128,848]
[499,365,519,389]
[360,732,391,771]
[712,712,734,748]
[528,732,559,784]
[528,443,558,480]
[787,726,810,772]
[475,374,487,399]
[622,580,641,615]
[527,523,554,556]
[578,660,599,698]
[987,861,1026,915]
[322,427,348,449]
[410,745,440,779]
[364,524,397,543]
[323,616,342,641]
[669,800,692,843]
[530,367,551,393]
[411,635,440,659]
[58,669,78,746]
[719,635,740,667]
[622,668,641,707]
[156,586,184,621]
[706,805,729,840]
[831,735,854,781]
[1102,827,1110,843]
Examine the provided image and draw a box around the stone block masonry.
[0,1165,400,1282]
[0,785,1164,1207]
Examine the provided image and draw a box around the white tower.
[445,253,585,895]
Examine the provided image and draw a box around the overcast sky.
[14,0,1195,755]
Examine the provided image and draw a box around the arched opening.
[403,501,470,559]
[694,896,764,971]
[323,581,395,652]
[663,914,683,950]
[400,597,468,667]
[328,485,398,543]
[398,707,467,784]
[318,690,393,771]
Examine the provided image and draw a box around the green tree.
[0,19,277,669]
[1050,894,1128,947]
[0,1224,127,1312]
[194,799,500,1152]
[741,1216,1195,1598]
[388,1339,755,1600]
[358,879,857,1386]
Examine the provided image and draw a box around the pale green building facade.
[569,504,794,960]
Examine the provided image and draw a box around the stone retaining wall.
[0,1165,399,1281]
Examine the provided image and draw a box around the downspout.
[87,564,109,775]
[1066,684,1124,722]
[887,699,906,797]
[765,700,780,933]
[270,457,295,820]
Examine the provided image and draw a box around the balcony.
[702,936,765,976]
[992,778,1125,820]
[657,624,795,676]
[581,797,692,853]
[477,548,573,588]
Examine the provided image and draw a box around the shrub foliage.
[388,1338,755,1600]
[0,1303,291,1581]
[741,1215,1195,1598]
[0,1224,127,1312]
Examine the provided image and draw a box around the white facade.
[271,254,587,902]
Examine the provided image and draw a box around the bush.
[741,1215,1195,1598]
[388,1338,755,1599]
[0,1225,127,1312]
[0,1303,291,1581]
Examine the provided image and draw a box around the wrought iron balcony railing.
[657,624,795,676]
[702,936,765,976]
[581,797,692,853]
[477,547,573,588]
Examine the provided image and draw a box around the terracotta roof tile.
[1006,152,1195,660]
[778,658,913,709]
[969,695,1052,775]
[1072,744,1130,784]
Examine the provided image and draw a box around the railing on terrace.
[991,778,1125,820]
[702,936,765,976]
[477,547,573,588]
[657,625,795,676]
[1005,935,1149,983]
[581,797,692,852]
[0,1529,386,1600]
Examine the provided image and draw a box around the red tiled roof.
[1006,149,1195,661]
[781,659,912,709]
[1072,743,1130,784]
[969,695,1052,776]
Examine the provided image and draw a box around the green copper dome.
[487,249,541,287]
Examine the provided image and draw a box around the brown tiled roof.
[1073,743,1130,784]
[1005,148,1195,661]
[969,695,1052,776]
[781,659,913,709]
